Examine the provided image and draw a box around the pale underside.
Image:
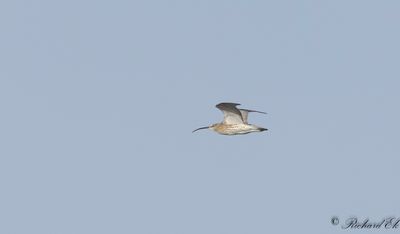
[212,123,262,135]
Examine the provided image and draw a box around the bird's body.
[211,123,266,135]
[193,102,268,135]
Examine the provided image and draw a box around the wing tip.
[216,102,241,109]
[240,109,267,115]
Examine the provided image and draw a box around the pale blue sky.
[1,1,400,234]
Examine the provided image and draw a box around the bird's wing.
[216,102,244,124]
[239,109,267,124]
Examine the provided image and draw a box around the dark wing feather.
[239,108,267,124]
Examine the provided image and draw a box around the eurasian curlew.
[193,102,268,135]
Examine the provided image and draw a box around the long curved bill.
[192,126,209,133]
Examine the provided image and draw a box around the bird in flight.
[193,102,268,135]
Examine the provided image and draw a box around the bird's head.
[192,123,218,133]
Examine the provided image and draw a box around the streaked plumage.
[193,102,268,135]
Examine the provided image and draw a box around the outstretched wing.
[216,102,244,124]
[239,109,267,124]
